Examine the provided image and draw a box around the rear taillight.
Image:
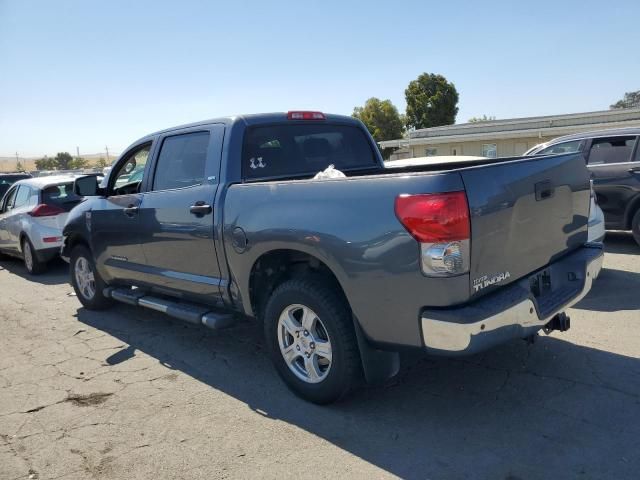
[42,236,63,243]
[287,111,326,120]
[395,192,471,277]
[29,204,65,217]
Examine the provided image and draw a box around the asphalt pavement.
[1,233,639,479]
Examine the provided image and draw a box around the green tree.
[96,157,108,168]
[405,73,459,130]
[353,97,405,159]
[610,90,640,109]
[468,115,496,123]
[70,157,89,169]
[54,152,73,170]
[35,156,56,170]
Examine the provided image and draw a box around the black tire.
[632,209,640,247]
[263,275,362,404]
[21,237,45,275]
[69,244,113,310]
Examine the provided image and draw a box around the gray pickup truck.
[63,111,603,403]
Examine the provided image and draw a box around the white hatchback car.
[0,176,82,274]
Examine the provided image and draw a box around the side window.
[111,144,151,192]
[13,186,31,208]
[153,132,209,191]
[588,136,636,165]
[2,187,18,212]
[28,188,39,206]
[535,140,583,156]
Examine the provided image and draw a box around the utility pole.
[76,146,80,159]
[105,145,110,163]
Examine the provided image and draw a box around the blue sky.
[1,0,639,157]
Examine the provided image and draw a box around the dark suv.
[0,173,32,200]
[526,128,640,245]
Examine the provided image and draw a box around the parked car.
[526,128,640,245]
[0,176,82,274]
[63,112,602,404]
[0,173,32,199]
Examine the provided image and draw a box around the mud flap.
[353,316,400,384]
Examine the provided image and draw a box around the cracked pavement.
[1,232,639,479]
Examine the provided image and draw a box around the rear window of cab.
[242,124,377,180]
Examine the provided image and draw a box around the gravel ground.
[1,233,639,480]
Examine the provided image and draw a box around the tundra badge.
[473,271,511,293]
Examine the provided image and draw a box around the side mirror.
[74,175,102,197]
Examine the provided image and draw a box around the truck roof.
[134,112,363,147]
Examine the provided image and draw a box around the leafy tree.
[35,156,56,170]
[353,97,405,159]
[70,157,89,169]
[96,157,108,168]
[610,90,640,109]
[468,115,496,123]
[405,73,459,130]
[54,152,73,170]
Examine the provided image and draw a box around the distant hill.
[0,153,119,173]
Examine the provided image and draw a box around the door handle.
[628,167,640,173]
[123,205,139,217]
[190,201,212,216]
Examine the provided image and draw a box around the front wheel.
[70,245,112,310]
[264,276,362,404]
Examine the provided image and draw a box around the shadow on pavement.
[603,231,638,254]
[572,231,640,312]
[573,266,640,312]
[76,305,640,479]
[0,256,68,286]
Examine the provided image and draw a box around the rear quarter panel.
[223,172,469,348]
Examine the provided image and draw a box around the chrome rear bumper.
[421,247,603,354]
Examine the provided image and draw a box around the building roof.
[379,107,640,148]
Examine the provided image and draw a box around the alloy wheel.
[277,304,333,384]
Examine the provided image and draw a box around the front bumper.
[421,246,603,355]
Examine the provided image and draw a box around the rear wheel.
[70,245,112,310]
[22,237,45,275]
[264,275,361,404]
[632,209,640,246]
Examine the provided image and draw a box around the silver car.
[0,176,82,274]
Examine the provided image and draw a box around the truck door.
[138,126,224,305]
[90,143,152,284]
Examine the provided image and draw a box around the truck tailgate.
[460,153,590,298]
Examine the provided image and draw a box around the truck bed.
[223,151,590,347]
